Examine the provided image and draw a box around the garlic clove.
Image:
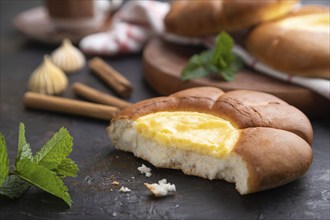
[28,55,68,95]
[51,39,86,73]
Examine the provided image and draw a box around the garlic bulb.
[51,39,85,73]
[28,55,68,95]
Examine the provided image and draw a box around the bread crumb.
[119,186,131,192]
[144,179,176,197]
[112,181,120,186]
[138,164,152,177]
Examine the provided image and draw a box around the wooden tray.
[143,38,328,116]
[13,6,112,44]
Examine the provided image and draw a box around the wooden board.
[143,38,328,116]
[13,6,112,44]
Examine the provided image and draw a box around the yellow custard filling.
[135,111,239,158]
[278,14,330,33]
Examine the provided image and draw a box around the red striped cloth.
[79,1,169,55]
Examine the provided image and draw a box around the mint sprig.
[0,174,30,199]
[33,127,73,170]
[181,32,243,81]
[16,123,33,162]
[0,123,78,207]
[0,134,10,186]
[16,159,71,205]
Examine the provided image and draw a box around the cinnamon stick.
[24,92,119,121]
[72,82,132,109]
[89,57,132,97]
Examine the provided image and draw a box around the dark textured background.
[1,1,329,219]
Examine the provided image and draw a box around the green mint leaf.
[217,57,243,81]
[181,66,209,81]
[219,65,236,81]
[211,31,234,68]
[16,123,32,165]
[33,128,73,170]
[15,158,72,206]
[181,31,242,82]
[0,133,10,186]
[55,158,79,178]
[0,175,30,199]
[181,51,213,81]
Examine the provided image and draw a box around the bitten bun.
[107,87,313,194]
[164,0,298,37]
[246,5,330,79]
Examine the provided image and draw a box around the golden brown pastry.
[165,0,299,37]
[107,87,313,195]
[246,5,330,79]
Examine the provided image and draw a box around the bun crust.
[233,127,312,193]
[108,87,313,194]
[165,0,298,37]
[246,6,330,79]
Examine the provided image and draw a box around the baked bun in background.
[165,0,299,37]
[108,87,313,195]
[246,5,330,79]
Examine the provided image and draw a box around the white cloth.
[232,45,330,100]
[80,1,169,55]
[79,0,330,100]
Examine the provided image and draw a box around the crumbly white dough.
[119,186,131,192]
[144,179,176,197]
[138,164,152,177]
